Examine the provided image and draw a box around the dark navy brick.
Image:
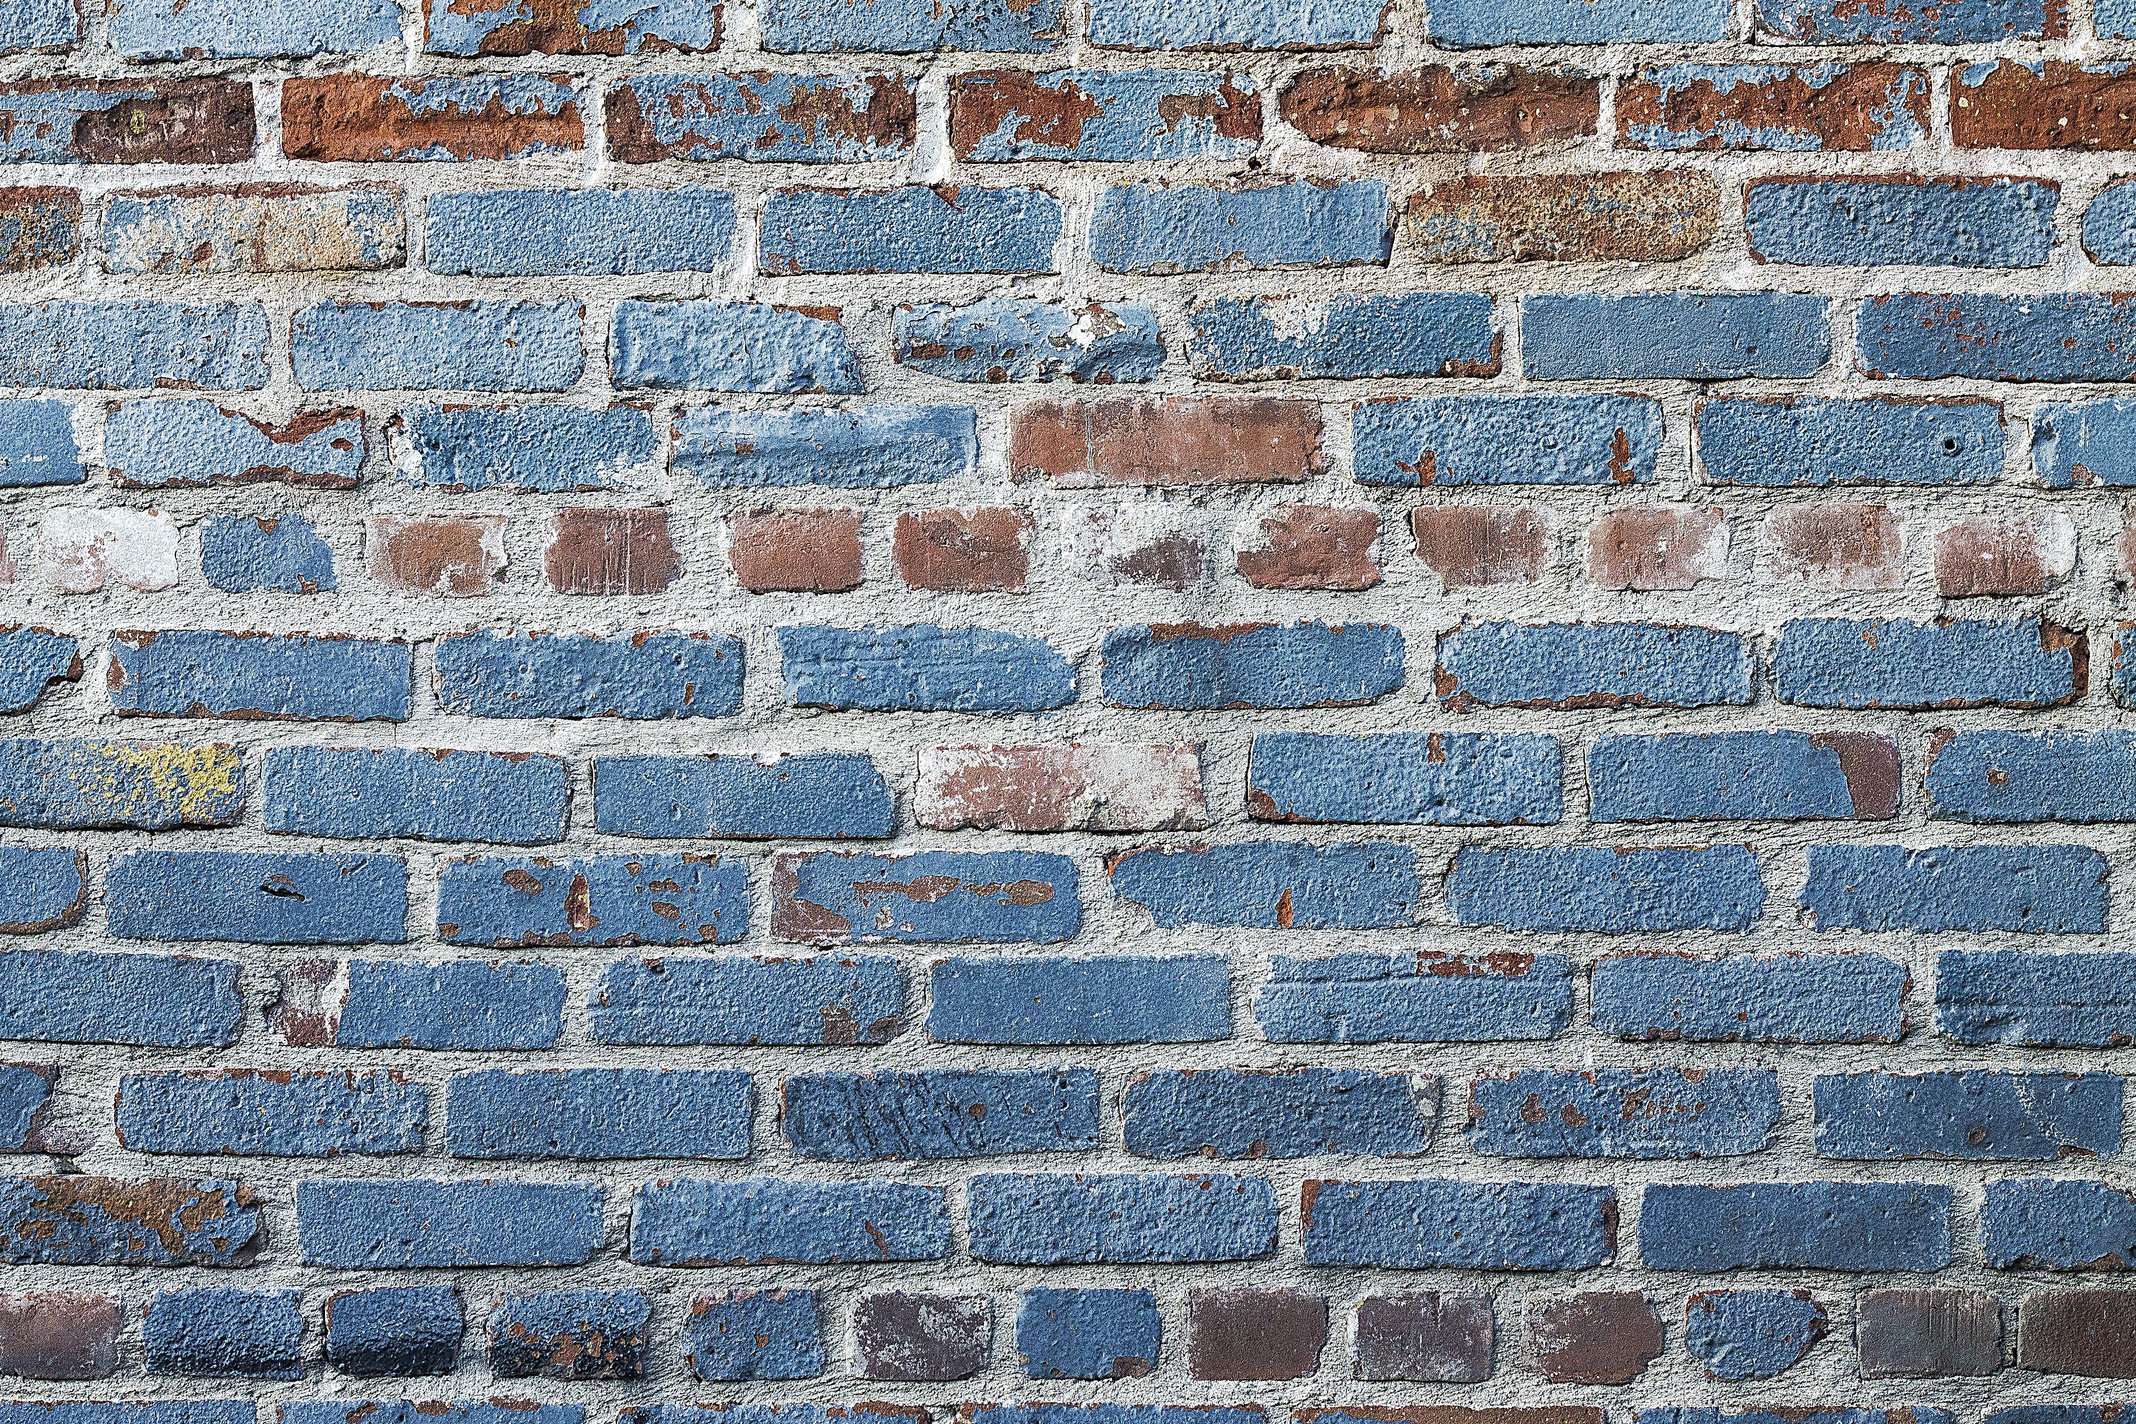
[448,1068,751,1160]
[325,1286,461,1376]
[612,301,860,392]
[111,0,395,57]
[954,70,1258,161]
[1928,730,2136,822]
[1815,1071,2122,1160]
[590,954,905,1046]
[2037,399,2136,487]
[1747,177,2057,266]
[0,400,81,486]
[1860,293,2136,382]
[297,1178,603,1267]
[199,515,335,595]
[117,1069,424,1157]
[1696,395,2003,486]
[0,738,244,830]
[1437,622,1751,710]
[0,844,85,933]
[686,1290,824,1380]
[595,753,890,838]
[1803,844,2107,934]
[1774,617,2082,708]
[1684,1289,1828,1381]
[1303,1179,1616,1269]
[107,851,408,945]
[291,300,583,392]
[761,187,1060,275]
[608,74,910,161]
[1090,0,1386,45]
[300,958,566,1050]
[0,0,77,51]
[1591,731,1900,821]
[1983,1177,2136,1269]
[1123,1068,1434,1159]
[1523,292,1829,378]
[0,303,266,391]
[1256,950,1575,1043]
[1091,180,1389,274]
[1247,731,1561,825]
[109,630,410,721]
[0,949,238,1047]
[436,629,742,721]
[1017,1289,1161,1379]
[1938,949,2136,1048]
[102,401,363,490]
[395,402,657,493]
[1761,0,2063,39]
[675,405,976,487]
[781,624,1072,710]
[1449,846,1764,932]
[1190,292,1497,380]
[927,954,1230,1044]
[1108,840,1419,930]
[1102,621,1403,709]
[1469,1068,1780,1158]
[0,1175,260,1266]
[488,1289,648,1380]
[143,1289,301,1379]
[629,1177,950,1265]
[969,1173,1276,1264]
[783,1068,1099,1160]
[760,0,1061,50]
[427,188,736,275]
[1593,951,1908,1043]
[1435,0,1725,42]
[1640,1181,1953,1270]
[895,299,1163,383]
[262,746,568,844]
[775,849,1080,943]
[439,854,746,948]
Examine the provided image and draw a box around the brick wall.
[0,0,2133,1416]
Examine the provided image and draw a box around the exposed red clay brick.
[729,508,862,593]
[0,80,255,164]
[609,73,913,162]
[951,70,1258,158]
[545,507,680,595]
[0,1291,121,1380]
[282,75,585,161]
[1763,503,1905,589]
[366,514,506,596]
[1935,513,2071,598]
[1281,66,1598,152]
[1526,1291,1663,1385]
[436,0,721,54]
[1589,505,1726,591]
[1187,1288,1327,1380]
[1411,505,1550,588]
[1618,63,1932,151]
[1954,60,2136,150]
[916,742,1208,832]
[1010,397,1324,486]
[2017,1289,2136,1377]
[1237,504,1381,589]
[893,508,1032,592]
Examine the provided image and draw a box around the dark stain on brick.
[0,1290,121,1380]
[34,80,258,164]
[1526,1291,1662,1385]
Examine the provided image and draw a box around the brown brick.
[729,508,862,593]
[435,0,720,54]
[1411,505,1550,588]
[2018,1289,2136,1377]
[916,742,1208,832]
[1010,397,1323,486]
[1062,505,1204,587]
[1619,63,1932,151]
[951,69,1255,158]
[1935,512,2073,597]
[1238,505,1381,590]
[0,1291,120,1380]
[1406,172,1719,263]
[546,507,679,595]
[1858,1288,2002,1379]
[367,514,506,596]
[1589,505,1726,591]
[613,72,913,162]
[0,81,254,164]
[894,508,1031,592]
[1188,1287,1326,1381]
[0,188,79,272]
[1281,65,1596,152]
[853,1293,992,1381]
[1353,1291,1493,1382]
[1762,503,1904,589]
[1955,60,2136,150]
[1526,1291,1661,1385]
[283,75,585,162]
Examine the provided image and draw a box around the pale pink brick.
[916,742,1207,832]
[39,508,179,594]
[1934,512,2075,598]
[1589,505,1727,591]
[1061,505,1204,589]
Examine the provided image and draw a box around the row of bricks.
[0,1407,2108,1424]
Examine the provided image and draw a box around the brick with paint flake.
[293,300,583,392]
[1861,292,2136,382]
[1983,1177,2136,1269]
[105,187,404,275]
[687,1290,824,1381]
[0,303,265,390]
[395,403,656,493]
[952,70,1259,161]
[1618,62,1930,151]
[1774,617,2082,708]
[774,849,1080,944]
[1747,177,2057,267]
[0,738,243,830]
[1110,840,1419,930]
[1284,65,1598,152]
[0,846,85,933]
[0,402,82,487]
[1191,293,1497,380]
[894,508,1030,592]
[108,850,408,945]
[607,74,909,161]
[368,514,506,596]
[1355,394,1660,486]
[488,1289,649,1380]
[1016,1288,1159,1379]
[426,0,718,53]
[1011,396,1323,486]
[1683,1289,1826,1380]
[438,854,748,947]
[1937,949,2136,1048]
[200,515,335,595]
[0,1290,121,1381]
[917,743,1207,832]
[544,507,679,596]
[1351,1292,1493,1382]
[760,0,1062,51]
[281,75,584,162]
[0,1176,262,1266]
[895,299,1164,384]
[1590,731,1898,822]
[105,401,364,490]
[1469,1068,1780,1158]
[0,81,255,164]
[0,0,77,52]
[0,188,78,273]
[273,957,567,1051]
[0,629,80,715]
[1766,0,2062,39]
[613,301,858,393]
[1434,0,1725,43]
[780,625,1074,711]
[1927,730,2136,822]
[1235,505,1381,590]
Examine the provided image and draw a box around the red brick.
[916,742,1207,832]
[1526,1291,1662,1385]
[1935,512,2073,598]
[1062,505,1204,587]
[1619,63,1932,152]
[1955,61,2136,150]
[729,508,862,593]
[282,76,585,162]
[366,514,506,597]
[1237,505,1380,590]
[545,507,680,595]
[2017,1289,2136,1377]
[0,81,254,164]
[893,508,1031,593]
[0,1291,121,1380]
[1188,1288,1326,1381]
[1858,1288,2003,1379]
[1282,66,1597,152]
[1762,502,1904,589]
[1410,505,1550,588]
[1406,172,1719,263]
[1589,505,1726,591]
[1010,397,1323,486]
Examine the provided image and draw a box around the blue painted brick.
[596,752,890,838]
[1803,844,2107,934]
[143,1289,302,1379]
[1190,292,1498,380]
[1590,731,1900,821]
[1815,1071,2123,1161]
[968,1172,1276,1264]
[435,630,742,720]
[613,301,859,392]
[117,1069,425,1157]
[781,624,1073,711]
[1524,292,1829,378]
[447,1068,752,1159]
[1123,1068,1434,1159]
[1354,393,1661,485]
[325,1286,461,1376]
[0,0,78,51]
[1090,0,1386,45]
[607,74,910,160]
[1251,733,1562,826]
[1091,179,1389,274]
[0,628,80,714]
[0,1174,261,1266]
[291,301,583,392]
[1593,951,1908,1043]
[396,403,657,492]
[1256,950,1575,1043]
[1695,396,2004,486]
[676,406,977,487]
[262,746,568,845]
[1017,1289,1161,1379]
[1449,846,1765,932]
[1639,1181,1953,1270]
[313,958,567,1051]
[108,851,408,945]
[284,1407,581,1424]
[895,299,1163,383]
[761,186,1060,275]
[0,1410,254,1424]
[1928,730,2136,822]
[1684,1289,1829,1381]
[0,738,245,830]
[0,303,266,391]
[1774,617,2082,708]
[1109,840,1420,930]
[427,188,736,276]
[927,954,1230,1045]
[1982,1177,2136,1269]
[969,1410,1263,1424]
[110,630,409,721]
[2038,399,2136,487]
[439,854,747,948]
[1749,177,2057,266]
[0,400,81,485]
[0,845,84,932]
[760,0,1061,50]
[2084,180,2136,265]
[783,1068,1099,1160]
[1435,0,1726,43]
[955,70,1257,161]
[1760,0,2061,38]
[1860,293,2136,382]
[488,1289,649,1380]
[1438,622,1751,709]
[0,949,239,1047]
[297,1178,604,1267]
[629,1177,950,1265]
[776,849,1080,944]
[1937,949,2136,1048]
[1621,63,1929,151]
[1303,1179,1616,1269]
[111,0,396,58]
[1469,1068,1781,1158]
[1102,621,1404,709]
[686,1290,824,1381]
[590,954,905,1046]
[425,0,718,52]
[105,400,364,490]
[0,1065,54,1150]
[199,514,335,595]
